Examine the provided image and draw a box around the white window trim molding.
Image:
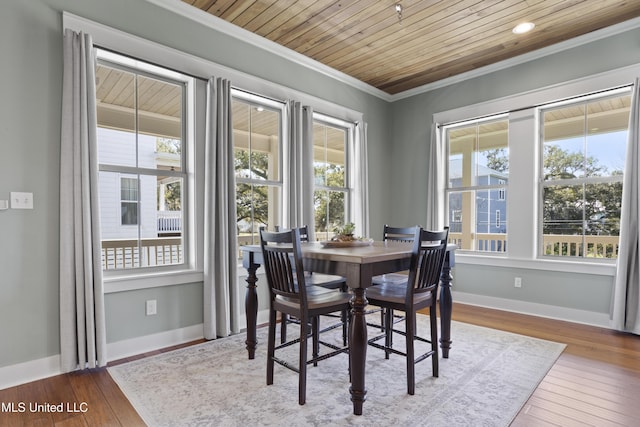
[435,62,640,274]
[63,12,365,292]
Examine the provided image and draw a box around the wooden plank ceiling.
[182,0,640,95]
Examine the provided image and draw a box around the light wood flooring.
[1,303,639,426]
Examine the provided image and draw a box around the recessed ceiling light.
[512,22,535,34]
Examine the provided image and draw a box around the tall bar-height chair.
[275,225,347,290]
[367,227,449,395]
[275,225,348,346]
[372,224,419,286]
[370,225,419,329]
[260,228,351,405]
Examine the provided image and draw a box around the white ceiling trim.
[393,16,640,101]
[146,0,640,103]
[144,0,392,101]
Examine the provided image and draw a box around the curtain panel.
[59,29,107,372]
[353,121,370,238]
[284,101,315,232]
[203,77,240,339]
[426,122,445,230]
[613,78,640,335]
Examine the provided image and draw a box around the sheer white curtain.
[203,77,240,339]
[59,29,107,372]
[426,122,446,230]
[284,101,315,231]
[353,121,370,238]
[612,78,640,335]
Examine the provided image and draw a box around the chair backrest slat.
[275,225,311,242]
[383,224,420,243]
[407,228,449,299]
[260,228,307,304]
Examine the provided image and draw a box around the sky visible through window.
[547,131,627,175]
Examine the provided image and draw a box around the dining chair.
[275,225,347,290]
[260,228,351,405]
[370,225,419,329]
[366,227,449,395]
[275,225,348,345]
[372,225,419,286]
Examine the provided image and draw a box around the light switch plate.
[0,200,8,210]
[11,192,33,209]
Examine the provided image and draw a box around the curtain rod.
[437,83,634,129]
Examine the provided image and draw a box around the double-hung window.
[312,114,354,240]
[232,90,284,252]
[438,80,632,265]
[445,116,509,253]
[540,90,631,259]
[96,50,192,271]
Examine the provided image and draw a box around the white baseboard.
[106,324,205,362]
[0,355,62,391]
[1,311,272,391]
[452,291,612,328]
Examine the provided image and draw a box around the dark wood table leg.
[243,252,259,360]
[349,288,368,415]
[439,251,453,358]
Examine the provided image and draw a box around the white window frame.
[120,176,139,226]
[498,179,506,201]
[64,12,366,290]
[94,49,200,291]
[538,88,630,260]
[433,64,640,275]
[312,113,356,237]
[231,89,286,254]
[443,114,509,255]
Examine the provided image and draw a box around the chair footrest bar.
[414,350,435,365]
[271,356,301,373]
[307,347,349,365]
[367,340,408,358]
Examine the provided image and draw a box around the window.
[445,116,509,253]
[120,177,138,225]
[540,90,630,259]
[96,51,191,271]
[313,115,353,240]
[232,91,284,253]
[438,78,632,267]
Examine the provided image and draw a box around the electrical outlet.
[11,192,33,209]
[146,299,157,316]
[514,277,522,288]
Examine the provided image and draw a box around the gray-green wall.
[388,25,640,318]
[0,0,391,370]
[1,0,637,373]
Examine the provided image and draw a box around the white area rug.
[108,316,565,426]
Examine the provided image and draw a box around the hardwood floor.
[450,304,640,427]
[1,303,639,426]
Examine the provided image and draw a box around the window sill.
[104,269,204,293]
[455,253,616,276]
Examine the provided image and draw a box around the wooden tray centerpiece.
[320,223,373,248]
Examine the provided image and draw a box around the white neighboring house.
[97,127,181,241]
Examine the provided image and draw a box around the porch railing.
[157,211,182,234]
[102,231,621,270]
[102,237,183,270]
[448,232,620,259]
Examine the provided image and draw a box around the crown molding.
[145,0,640,103]
[144,0,393,101]
[391,16,640,101]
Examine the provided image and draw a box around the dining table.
[240,240,456,416]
